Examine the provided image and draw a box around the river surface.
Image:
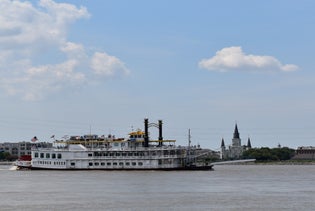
[0,164,314,211]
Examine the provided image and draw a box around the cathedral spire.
[221,138,225,147]
[247,137,252,148]
[233,124,240,139]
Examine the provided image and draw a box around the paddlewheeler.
[15,119,213,170]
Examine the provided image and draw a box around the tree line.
[242,147,295,161]
[0,151,18,161]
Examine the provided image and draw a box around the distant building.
[220,124,252,160]
[293,146,315,160]
[0,142,52,158]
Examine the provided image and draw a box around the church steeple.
[221,138,225,147]
[247,137,252,148]
[233,124,240,139]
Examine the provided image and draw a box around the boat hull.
[25,165,213,171]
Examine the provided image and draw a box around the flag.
[50,135,55,139]
[31,136,38,142]
[62,135,69,140]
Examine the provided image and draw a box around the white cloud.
[0,0,130,101]
[199,46,298,72]
[91,52,130,77]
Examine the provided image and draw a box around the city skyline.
[0,0,314,150]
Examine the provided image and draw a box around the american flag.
[31,136,38,142]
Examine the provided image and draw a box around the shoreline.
[216,160,315,165]
[255,160,315,165]
[0,161,14,165]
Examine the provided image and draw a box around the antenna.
[188,128,191,148]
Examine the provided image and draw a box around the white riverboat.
[16,119,213,170]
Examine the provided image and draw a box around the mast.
[188,129,191,149]
[186,129,191,166]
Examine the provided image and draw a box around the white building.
[220,124,252,160]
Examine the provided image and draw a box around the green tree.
[0,152,12,161]
[242,147,295,161]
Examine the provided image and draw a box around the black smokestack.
[158,120,163,146]
[144,118,149,147]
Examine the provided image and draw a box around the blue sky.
[0,0,314,150]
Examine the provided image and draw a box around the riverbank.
[247,160,315,165]
[217,159,315,165]
[0,161,14,165]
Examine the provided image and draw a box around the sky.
[0,0,314,150]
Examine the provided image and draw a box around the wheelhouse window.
[52,154,56,159]
[57,154,62,159]
[40,153,44,158]
[34,152,39,158]
[46,153,50,158]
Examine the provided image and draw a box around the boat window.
[71,162,75,166]
[126,162,130,166]
[138,162,143,166]
[34,152,38,158]
[132,162,137,166]
[101,162,105,166]
[89,162,93,166]
[113,162,117,166]
[114,143,119,147]
[128,153,133,156]
[40,153,44,158]
[94,162,99,166]
[88,153,92,157]
[107,162,111,166]
[46,153,50,158]
[119,162,123,166]
[57,154,62,159]
[122,153,126,156]
[52,153,56,159]
[116,153,120,157]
